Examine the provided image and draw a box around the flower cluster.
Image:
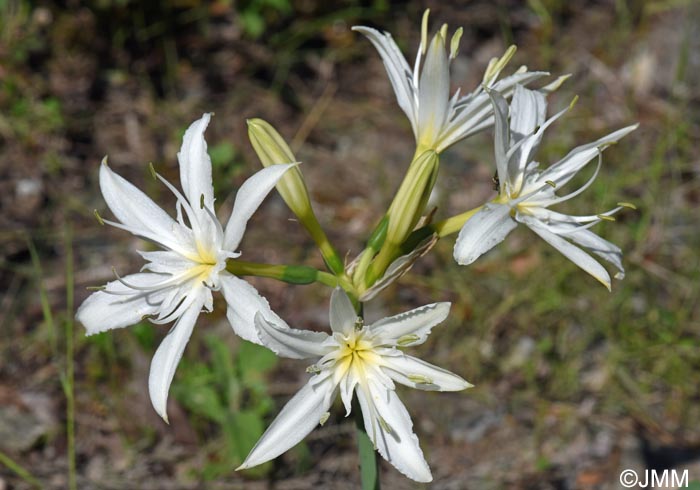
[77,9,636,485]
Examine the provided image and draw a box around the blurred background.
[1,0,699,488]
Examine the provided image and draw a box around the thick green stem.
[226,260,355,295]
[352,303,380,489]
[354,396,380,490]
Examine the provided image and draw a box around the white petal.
[329,287,358,335]
[148,294,204,422]
[509,85,547,142]
[99,163,181,248]
[356,380,432,482]
[371,302,450,346]
[254,312,331,360]
[564,227,624,278]
[453,203,517,266]
[138,250,197,275]
[538,124,638,188]
[219,273,279,344]
[519,214,612,290]
[352,26,418,136]
[238,377,336,470]
[223,164,295,251]
[76,273,167,335]
[177,113,214,212]
[486,89,511,188]
[417,32,450,147]
[382,353,472,392]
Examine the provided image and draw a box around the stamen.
[545,180,556,188]
[569,95,579,111]
[319,412,330,426]
[408,374,433,384]
[596,214,616,222]
[93,209,105,226]
[397,334,420,346]
[378,416,394,435]
[354,317,364,331]
[86,285,106,291]
[617,201,637,210]
[306,364,321,374]
[200,193,205,210]
[148,162,157,180]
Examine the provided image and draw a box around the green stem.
[0,451,42,488]
[226,260,355,294]
[354,395,380,489]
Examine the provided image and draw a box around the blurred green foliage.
[172,335,278,478]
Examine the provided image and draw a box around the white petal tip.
[101,155,109,166]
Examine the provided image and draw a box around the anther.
[319,412,330,426]
[397,334,420,346]
[200,194,205,209]
[545,180,556,188]
[148,162,157,180]
[93,209,105,226]
[617,202,637,210]
[597,214,616,222]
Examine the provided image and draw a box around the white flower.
[238,288,471,482]
[453,86,638,290]
[76,113,294,421]
[352,9,557,153]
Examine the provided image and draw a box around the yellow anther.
[200,194,205,209]
[545,180,556,188]
[408,374,433,384]
[569,95,579,111]
[397,334,420,346]
[378,416,393,434]
[319,412,330,426]
[617,202,637,210]
[93,209,105,226]
[306,364,321,374]
[597,214,616,222]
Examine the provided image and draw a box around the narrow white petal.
[238,377,336,470]
[254,313,331,360]
[371,302,450,346]
[417,32,450,148]
[356,380,432,482]
[486,89,510,188]
[219,273,280,344]
[76,273,167,335]
[329,287,358,335]
[352,26,418,136]
[563,227,624,278]
[148,294,204,422]
[177,113,215,212]
[99,163,180,246]
[509,85,547,142]
[454,203,517,266]
[538,124,638,188]
[519,215,612,290]
[138,250,197,275]
[223,164,295,251]
[383,354,472,392]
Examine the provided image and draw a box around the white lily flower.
[238,288,471,482]
[76,113,294,421]
[453,86,638,290]
[353,9,557,153]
